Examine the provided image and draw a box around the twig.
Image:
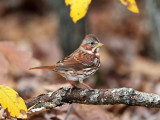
[25,87,160,114]
[64,103,74,120]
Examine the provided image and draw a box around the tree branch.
[25,87,160,113]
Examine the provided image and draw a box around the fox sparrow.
[30,34,103,88]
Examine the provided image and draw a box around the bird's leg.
[64,82,81,120]
[65,79,76,88]
[65,78,78,94]
[79,79,92,89]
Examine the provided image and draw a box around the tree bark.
[50,0,85,56]
[25,87,160,113]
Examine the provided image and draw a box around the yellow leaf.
[65,0,92,23]
[0,85,27,119]
[120,0,139,13]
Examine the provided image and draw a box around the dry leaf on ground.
[0,52,8,75]
[0,85,27,119]
[130,57,160,78]
[43,83,71,92]
[0,41,42,75]
[73,104,113,120]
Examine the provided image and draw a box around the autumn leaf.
[0,42,42,75]
[0,52,8,75]
[65,0,92,23]
[0,85,27,119]
[120,0,139,13]
[73,104,112,120]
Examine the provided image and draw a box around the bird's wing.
[54,51,95,71]
[30,50,96,71]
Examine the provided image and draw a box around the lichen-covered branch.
[25,87,160,113]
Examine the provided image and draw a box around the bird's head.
[80,34,103,56]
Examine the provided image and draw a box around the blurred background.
[0,0,160,119]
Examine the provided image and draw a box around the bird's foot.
[65,79,78,93]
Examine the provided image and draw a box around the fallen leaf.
[0,52,8,75]
[0,107,4,119]
[0,75,9,85]
[130,57,160,78]
[43,83,71,92]
[0,42,42,75]
[0,85,27,119]
[73,104,112,120]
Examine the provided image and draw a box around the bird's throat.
[93,47,100,57]
[79,46,99,57]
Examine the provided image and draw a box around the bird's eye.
[91,42,94,45]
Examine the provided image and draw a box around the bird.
[30,34,103,88]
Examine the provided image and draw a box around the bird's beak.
[96,43,104,48]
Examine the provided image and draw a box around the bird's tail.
[29,65,55,70]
